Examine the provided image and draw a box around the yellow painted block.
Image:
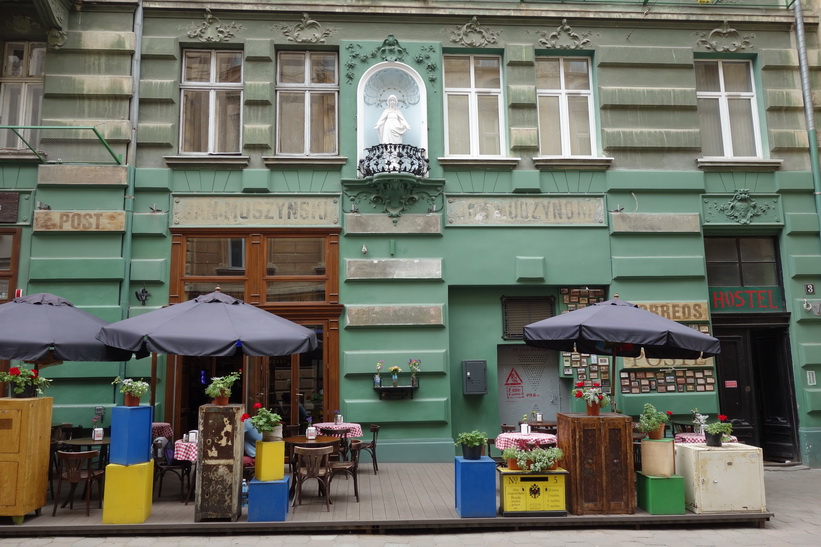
[102,460,154,524]
[255,441,285,481]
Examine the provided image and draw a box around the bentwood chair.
[152,438,192,502]
[319,426,352,461]
[292,445,333,511]
[358,424,380,474]
[329,440,362,502]
[52,450,105,516]
[500,423,517,433]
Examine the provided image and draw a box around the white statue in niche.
[375,94,410,144]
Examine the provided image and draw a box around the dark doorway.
[714,319,799,462]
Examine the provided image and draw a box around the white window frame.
[535,56,596,158]
[695,59,762,159]
[443,54,505,157]
[179,49,244,155]
[0,41,45,150]
[275,51,339,156]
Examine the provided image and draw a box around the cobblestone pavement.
[1,467,819,546]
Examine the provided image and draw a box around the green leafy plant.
[637,403,670,433]
[704,414,733,437]
[112,376,150,398]
[502,447,521,461]
[571,381,611,407]
[204,371,241,399]
[516,447,564,473]
[243,403,282,433]
[0,366,52,395]
[455,429,487,447]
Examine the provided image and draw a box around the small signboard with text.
[709,286,784,313]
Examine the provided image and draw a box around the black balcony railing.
[357,144,429,178]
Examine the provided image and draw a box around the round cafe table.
[312,422,363,438]
[172,439,198,505]
[675,433,739,444]
[494,432,557,450]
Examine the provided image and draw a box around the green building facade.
[2,0,821,465]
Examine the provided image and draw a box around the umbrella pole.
[150,352,157,407]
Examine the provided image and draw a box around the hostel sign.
[709,286,784,313]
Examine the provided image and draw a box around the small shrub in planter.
[516,447,564,473]
[455,429,487,460]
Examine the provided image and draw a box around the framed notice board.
[498,467,568,516]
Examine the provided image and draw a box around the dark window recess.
[502,296,554,340]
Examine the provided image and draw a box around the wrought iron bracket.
[342,173,444,224]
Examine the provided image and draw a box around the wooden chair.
[292,445,333,511]
[152,438,192,502]
[52,450,105,516]
[358,424,380,474]
[500,423,517,433]
[329,439,362,502]
[319,426,352,461]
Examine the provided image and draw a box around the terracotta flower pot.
[212,392,229,405]
[586,401,601,416]
[506,458,521,470]
[648,424,665,440]
[124,393,141,407]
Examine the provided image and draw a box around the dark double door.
[714,319,798,462]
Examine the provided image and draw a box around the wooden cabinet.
[195,404,243,522]
[0,397,52,523]
[557,412,635,515]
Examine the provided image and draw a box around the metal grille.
[502,296,554,340]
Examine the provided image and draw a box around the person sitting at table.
[243,419,262,466]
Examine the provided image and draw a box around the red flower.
[253,402,262,409]
[32,369,39,378]
[575,381,584,387]
[241,413,250,422]
[574,391,583,398]
[593,382,600,387]
[718,414,728,421]
[597,394,603,400]
[8,367,20,376]
[666,411,673,416]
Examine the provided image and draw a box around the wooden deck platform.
[0,463,772,537]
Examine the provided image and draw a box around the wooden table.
[283,435,340,497]
[61,437,111,469]
[494,432,557,450]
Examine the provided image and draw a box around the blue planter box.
[110,406,153,466]
[248,476,290,522]
[455,456,496,518]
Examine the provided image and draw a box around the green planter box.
[636,472,685,515]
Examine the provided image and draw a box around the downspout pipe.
[117,1,144,387]
[793,0,821,253]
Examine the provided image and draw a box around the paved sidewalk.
[1,466,819,546]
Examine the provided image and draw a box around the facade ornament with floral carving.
[715,189,772,225]
[184,8,243,43]
[273,13,339,44]
[448,16,501,48]
[532,19,595,50]
[47,28,67,49]
[696,20,754,53]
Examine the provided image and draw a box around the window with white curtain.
[695,59,761,158]
[276,51,338,155]
[536,56,595,157]
[180,50,243,154]
[0,42,45,150]
[444,54,504,156]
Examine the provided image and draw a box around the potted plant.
[408,358,421,386]
[704,414,733,447]
[571,381,611,415]
[204,371,241,404]
[502,447,523,470]
[243,403,283,442]
[374,360,383,387]
[0,365,52,397]
[637,403,671,439]
[112,376,150,407]
[455,429,487,460]
[516,447,564,473]
[388,365,401,387]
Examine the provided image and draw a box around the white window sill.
[697,158,783,172]
[437,157,520,168]
[533,157,614,171]
[164,155,250,168]
[262,156,348,167]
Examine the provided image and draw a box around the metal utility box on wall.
[462,360,487,394]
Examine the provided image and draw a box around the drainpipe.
[793,0,821,253]
[117,1,144,385]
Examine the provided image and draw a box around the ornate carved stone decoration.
[533,19,595,50]
[376,34,408,63]
[273,13,339,44]
[696,21,754,53]
[5,15,44,35]
[414,45,439,89]
[345,43,378,84]
[448,16,501,48]
[706,190,776,225]
[47,28,67,49]
[363,69,421,108]
[345,35,437,89]
[32,0,69,29]
[358,144,429,178]
[184,9,243,43]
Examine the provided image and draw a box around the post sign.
[0,193,18,223]
[709,286,784,313]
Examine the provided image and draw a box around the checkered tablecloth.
[313,422,363,438]
[152,422,173,439]
[675,433,739,444]
[494,432,557,450]
[173,440,198,462]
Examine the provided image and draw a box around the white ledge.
[437,157,520,168]
[164,155,250,168]
[697,158,783,172]
[262,155,348,167]
[533,156,614,171]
